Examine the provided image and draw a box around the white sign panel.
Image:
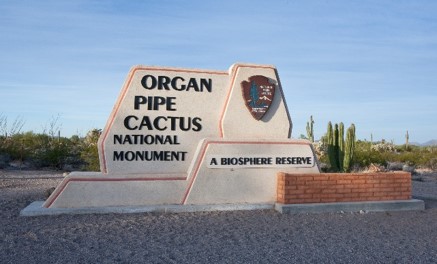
[206,154,314,168]
[98,64,292,174]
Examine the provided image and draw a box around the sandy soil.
[1,170,437,263]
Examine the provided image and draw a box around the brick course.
[277,172,411,204]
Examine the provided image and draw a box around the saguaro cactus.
[306,115,314,142]
[405,130,409,150]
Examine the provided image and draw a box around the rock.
[387,162,404,171]
[0,154,10,169]
[364,163,386,173]
[411,175,423,182]
[8,160,30,169]
[62,164,75,171]
[44,187,56,198]
[318,162,330,173]
[402,165,415,173]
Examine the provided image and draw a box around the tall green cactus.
[327,122,338,171]
[333,123,340,170]
[343,124,356,172]
[339,123,344,151]
[306,115,314,142]
[325,122,356,172]
[327,122,333,145]
[405,130,409,150]
[338,122,345,171]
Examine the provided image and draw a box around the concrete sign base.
[21,200,424,217]
[44,139,319,208]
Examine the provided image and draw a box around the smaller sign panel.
[241,75,275,120]
[206,154,314,169]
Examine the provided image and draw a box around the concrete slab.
[413,195,437,201]
[20,201,274,217]
[275,199,425,214]
[21,199,425,217]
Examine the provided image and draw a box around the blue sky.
[1,0,436,144]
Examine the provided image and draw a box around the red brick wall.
[277,172,411,204]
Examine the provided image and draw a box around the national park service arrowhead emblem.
[241,75,275,120]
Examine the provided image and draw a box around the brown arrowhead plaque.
[241,75,275,120]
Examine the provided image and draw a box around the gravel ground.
[1,170,437,264]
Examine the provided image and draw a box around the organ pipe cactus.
[343,124,356,172]
[326,122,356,172]
[334,123,340,170]
[338,122,344,171]
[326,122,338,171]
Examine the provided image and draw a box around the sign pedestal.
[44,138,318,208]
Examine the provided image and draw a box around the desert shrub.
[0,126,102,171]
[371,142,396,152]
[427,158,437,170]
[6,132,72,169]
[353,141,386,168]
[352,140,437,170]
[80,145,99,171]
[64,135,86,169]
[35,137,72,168]
[79,129,101,171]
[0,115,104,170]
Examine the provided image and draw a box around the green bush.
[79,129,101,171]
[353,140,437,169]
[0,128,101,171]
[354,141,386,168]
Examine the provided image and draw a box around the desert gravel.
[1,170,437,264]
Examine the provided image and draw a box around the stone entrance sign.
[44,63,319,209]
[98,64,292,175]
